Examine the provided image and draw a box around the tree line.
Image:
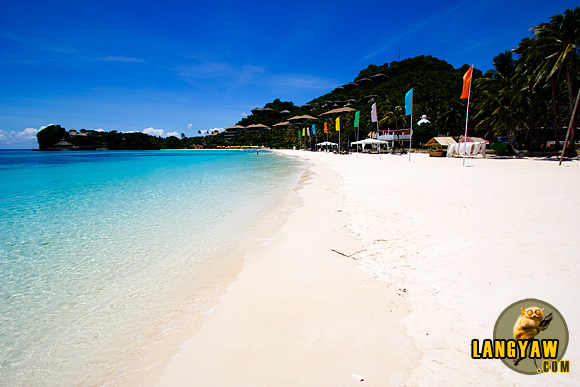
[37,7,578,154]
[473,7,579,155]
[229,7,579,154]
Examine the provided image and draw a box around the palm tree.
[474,51,524,145]
[531,7,580,155]
[438,98,464,136]
[516,36,563,149]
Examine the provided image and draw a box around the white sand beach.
[156,150,580,386]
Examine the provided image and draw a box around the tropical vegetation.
[37,7,579,154]
[474,7,579,155]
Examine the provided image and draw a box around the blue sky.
[0,0,577,148]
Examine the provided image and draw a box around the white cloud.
[0,126,45,148]
[187,124,193,129]
[96,128,105,132]
[14,127,39,139]
[142,127,165,136]
[138,127,183,138]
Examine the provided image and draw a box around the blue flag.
[312,124,316,135]
[405,88,413,116]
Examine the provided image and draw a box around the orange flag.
[324,122,328,133]
[461,65,473,99]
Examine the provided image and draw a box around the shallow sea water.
[0,149,302,386]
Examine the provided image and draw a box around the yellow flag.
[302,128,305,136]
[335,117,340,131]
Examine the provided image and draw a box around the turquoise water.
[0,150,301,386]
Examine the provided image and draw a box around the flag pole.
[462,98,470,166]
[338,124,341,154]
[462,91,472,166]
[462,65,474,167]
[405,88,413,162]
[370,103,378,158]
[356,119,360,154]
[408,115,413,161]
[326,122,329,152]
[376,120,381,159]
[314,125,318,152]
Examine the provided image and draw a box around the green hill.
[230,55,481,149]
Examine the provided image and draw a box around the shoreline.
[103,153,307,387]
[155,150,419,385]
[154,150,579,386]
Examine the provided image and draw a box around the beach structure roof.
[273,121,290,127]
[225,125,246,131]
[351,138,390,151]
[280,110,291,114]
[319,107,355,117]
[425,137,457,147]
[246,123,271,130]
[316,141,338,148]
[288,114,317,121]
[370,73,387,81]
[459,136,490,143]
[351,138,389,145]
[363,94,379,101]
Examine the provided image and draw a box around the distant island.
[36,124,206,151]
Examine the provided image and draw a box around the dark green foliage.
[36,126,162,150]
[472,6,579,151]
[163,136,182,149]
[36,125,67,149]
[235,56,482,148]
[238,99,299,129]
[413,122,439,146]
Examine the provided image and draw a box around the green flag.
[354,111,360,128]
